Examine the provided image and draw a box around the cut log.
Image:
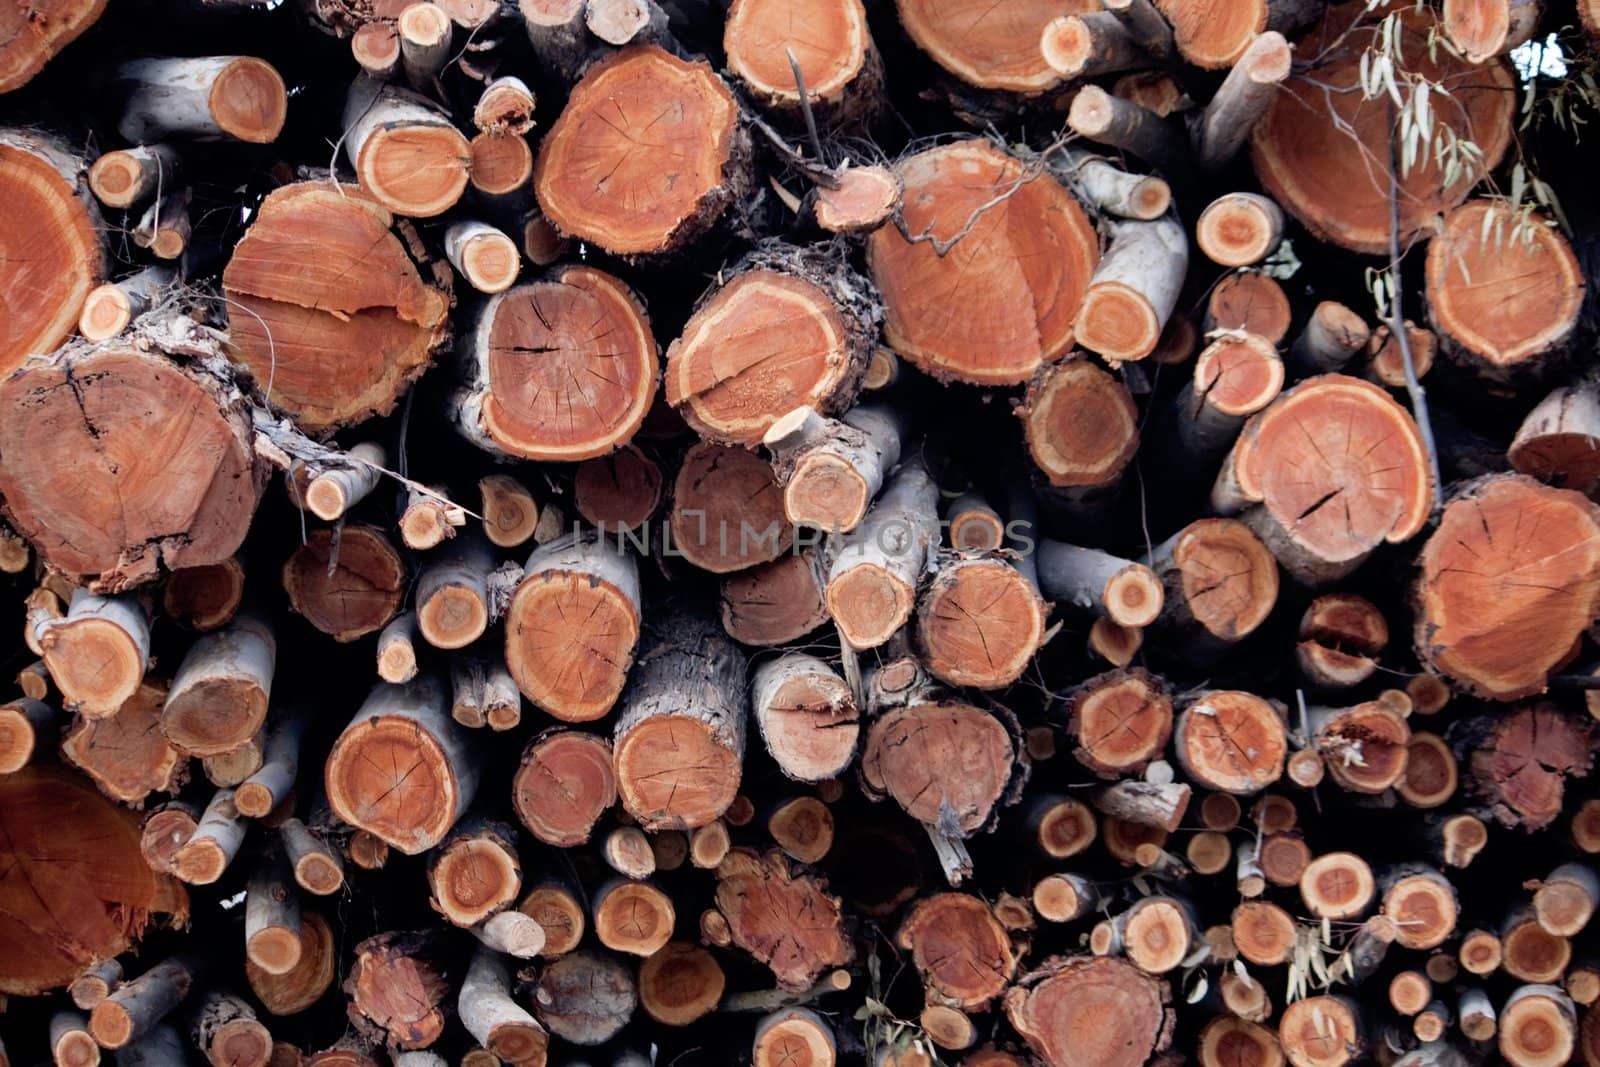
[429,818,522,927]
[1439,0,1542,59]
[512,728,616,847]
[398,2,451,87]
[863,679,1019,839]
[1037,540,1164,628]
[721,550,830,647]
[517,878,586,957]
[1004,955,1174,1067]
[867,140,1099,385]
[0,697,55,774]
[753,1008,836,1067]
[1068,86,1188,175]
[79,265,175,342]
[1041,13,1148,80]
[163,558,245,632]
[298,442,385,523]
[667,247,876,447]
[724,0,877,120]
[1510,382,1600,496]
[813,165,902,234]
[1360,322,1436,390]
[1212,375,1432,584]
[1075,216,1188,364]
[1300,851,1375,920]
[350,22,399,76]
[1297,593,1387,690]
[613,610,746,830]
[279,818,344,897]
[636,940,726,1023]
[1149,519,1279,658]
[504,532,640,722]
[140,801,198,876]
[1205,271,1291,345]
[342,80,469,217]
[479,475,540,548]
[162,613,275,757]
[1019,356,1140,490]
[325,679,480,854]
[131,188,190,260]
[69,962,123,1012]
[89,957,197,1050]
[1067,669,1173,779]
[1415,476,1600,699]
[765,404,905,532]
[374,613,419,685]
[1278,995,1362,1067]
[0,131,104,377]
[1198,1017,1284,1067]
[116,58,286,143]
[1503,906,1573,983]
[1396,732,1457,809]
[915,556,1046,690]
[1533,863,1598,937]
[1287,302,1371,379]
[529,948,636,1046]
[59,684,183,799]
[670,440,793,574]
[0,332,263,591]
[1500,985,1577,1067]
[88,144,180,210]
[282,525,405,642]
[1050,148,1171,222]
[1231,900,1295,966]
[1193,32,1294,171]
[823,463,938,646]
[947,493,1004,552]
[1024,794,1097,860]
[1250,5,1514,253]
[1312,701,1410,794]
[244,853,302,975]
[533,45,746,257]
[1460,928,1502,974]
[415,537,494,651]
[593,878,675,956]
[898,893,1016,1008]
[33,591,149,720]
[470,911,547,959]
[574,446,663,531]
[603,826,656,879]
[1197,193,1285,267]
[222,182,450,433]
[172,788,246,885]
[1432,812,1490,868]
[452,266,657,461]
[1150,0,1263,67]
[1097,896,1195,974]
[1166,334,1285,484]
[1259,832,1311,887]
[399,486,467,550]
[1092,781,1190,832]
[458,949,549,1064]
[1174,690,1287,795]
[246,911,335,1016]
[1382,867,1459,950]
[51,1011,100,1067]
[768,796,834,864]
[751,653,859,782]
[204,734,265,788]
[1426,201,1582,383]
[345,932,449,1049]
[714,849,852,993]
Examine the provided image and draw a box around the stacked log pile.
[2,0,1600,1066]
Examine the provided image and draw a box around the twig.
[1385,110,1445,514]
[787,47,826,165]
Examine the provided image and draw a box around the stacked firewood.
[3,0,1600,1065]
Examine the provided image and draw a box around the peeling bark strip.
[222,182,451,435]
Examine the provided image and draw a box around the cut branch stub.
[1425,200,1584,383]
[1249,4,1515,254]
[665,245,877,446]
[512,728,616,847]
[714,849,853,993]
[868,140,1100,385]
[324,679,480,854]
[897,893,1017,1009]
[1019,356,1139,489]
[1174,690,1286,795]
[533,45,747,257]
[0,336,263,591]
[0,131,104,376]
[613,610,747,830]
[0,767,186,996]
[1003,954,1174,1067]
[1213,375,1432,584]
[453,267,658,461]
[505,533,640,722]
[1067,669,1174,779]
[1414,475,1600,700]
[894,0,1094,94]
[222,182,450,434]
